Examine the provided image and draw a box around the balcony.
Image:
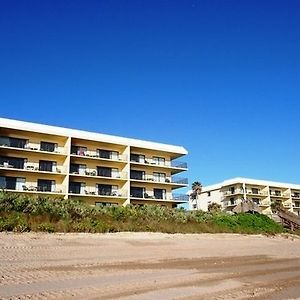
[70,169,127,180]
[69,190,126,198]
[0,143,65,156]
[130,175,188,185]
[0,162,65,174]
[130,193,188,203]
[270,192,290,198]
[292,194,300,199]
[246,190,268,196]
[70,150,127,162]
[223,189,244,196]
[130,158,187,170]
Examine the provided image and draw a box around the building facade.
[189,177,300,216]
[0,118,188,208]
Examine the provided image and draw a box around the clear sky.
[1,0,300,187]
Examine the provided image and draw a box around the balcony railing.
[80,190,126,197]
[270,192,290,198]
[170,161,187,169]
[172,194,189,202]
[130,175,188,185]
[0,162,64,174]
[223,189,244,196]
[246,190,268,196]
[131,158,187,169]
[171,177,188,185]
[130,193,188,202]
[71,150,127,161]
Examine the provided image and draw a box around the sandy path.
[0,232,300,299]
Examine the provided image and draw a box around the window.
[153,188,166,199]
[0,176,17,190]
[98,184,113,196]
[130,154,145,163]
[275,190,281,196]
[252,198,260,204]
[0,136,26,148]
[294,192,300,198]
[71,146,87,156]
[39,160,53,172]
[230,187,235,194]
[97,167,112,177]
[252,188,259,194]
[207,191,211,197]
[130,170,145,180]
[130,186,145,198]
[37,179,53,192]
[152,156,165,166]
[69,182,82,194]
[70,163,79,174]
[98,149,111,159]
[0,156,25,169]
[40,141,56,152]
[153,172,166,182]
[230,197,235,205]
[295,201,300,207]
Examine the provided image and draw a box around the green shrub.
[0,213,30,232]
[37,223,56,233]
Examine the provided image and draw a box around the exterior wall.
[0,118,188,208]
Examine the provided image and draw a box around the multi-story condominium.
[189,177,300,216]
[0,118,188,208]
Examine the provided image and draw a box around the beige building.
[189,177,300,216]
[0,118,188,208]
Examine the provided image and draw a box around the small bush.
[0,213,30,232]
[37,223,56,233]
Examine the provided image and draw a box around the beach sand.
[0,232,300,299]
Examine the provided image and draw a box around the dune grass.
[0,192,285,234]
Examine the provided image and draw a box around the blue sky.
[1,0,300,187]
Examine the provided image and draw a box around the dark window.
[154,188,166,199]
[40,141,55,152]
[39,160,53,172]
[69,182,82,194]
[252,198,260,204]
[230,197,235,205]
[98,149,111,159]
[130,154,145,163]
[0,156,25,169]
[71,146,87,156]
[70,164,79,174]
[98,184,112,196]
[0,176,17,190]
[252,188,259,194]
[97,167,112,177]
[0,136,26,148]
[230,187,235,194]
[130,186,145,198]
[130,170,145,180]
[37,179,52,192]
[207,191,211,197]
[275,190,281,196]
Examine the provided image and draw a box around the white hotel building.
[189,177,300,216]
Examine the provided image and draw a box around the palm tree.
[190,181,203,200]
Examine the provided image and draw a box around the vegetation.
[0,192,285,234]
[208,202,222,213]
[190,181,203,200]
